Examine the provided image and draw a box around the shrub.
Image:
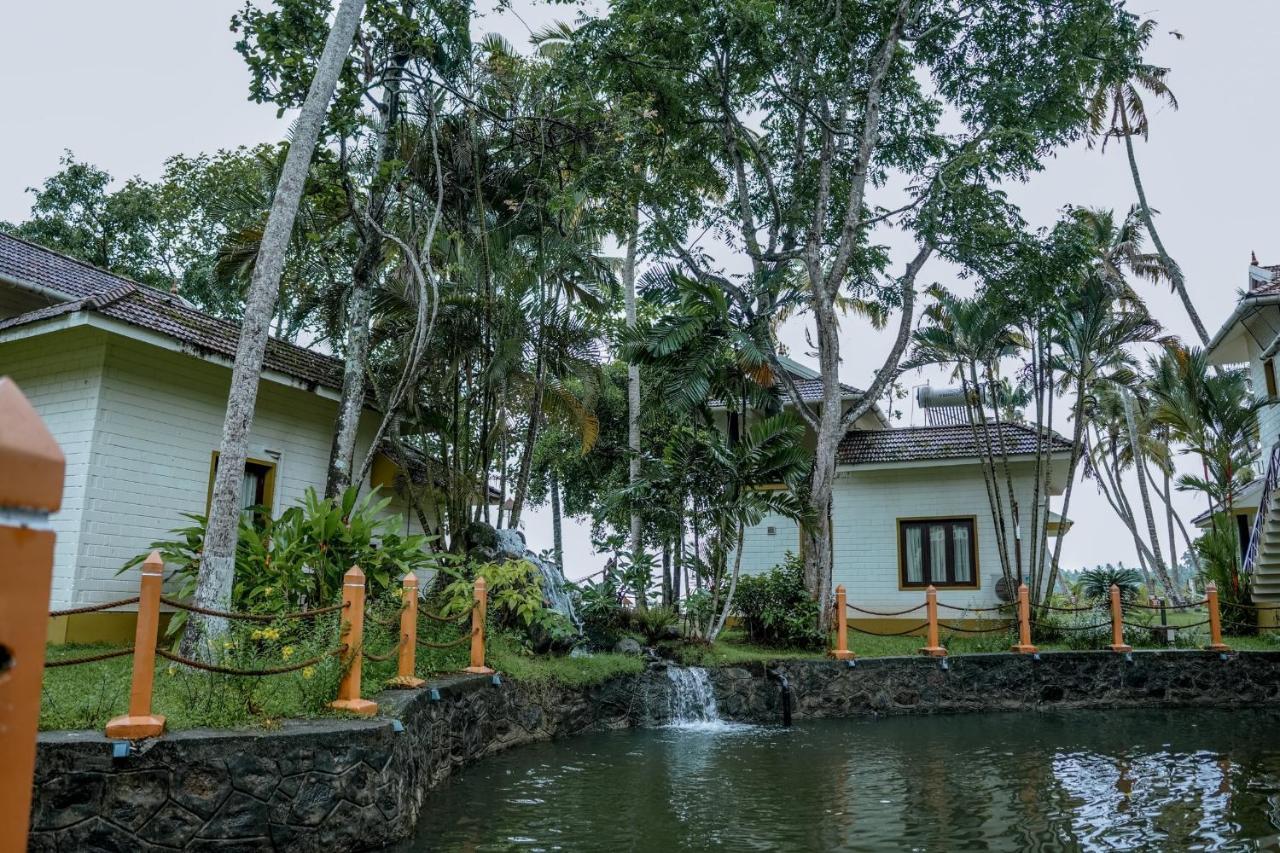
[574,574,627,649]
[631,605,679,644]
[1078,566,1142,603]
[733,554,823,649]
[123,486,438,642]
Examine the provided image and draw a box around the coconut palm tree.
[1085,19,1204,344]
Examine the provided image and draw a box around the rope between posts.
[1049,621,1114,633]
[1035,603,1101,614]
[420,603,475,624]
[49,597,140,618]
[160,597,345,623]
[45,647,134,667]
[156,646,344,676]
[417,632,472,649]
[938,621,1016,634]
[847,622,931,637]
[1124,600,1206,611]
[936,602,1008,613]
[845,603,927,617]
[1164,619,1210,630]
[361,646,399,662]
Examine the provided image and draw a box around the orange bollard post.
[331,566,377,716]
[829,585,855,660]
[1011,583,1038,654]
[1205,582,1231,653]
[464,576,495,675]
[1108,583,1132,653]
[0,378,65,853]
[393,572,425,688]
[105,551,166,738]
[919,585,947,657]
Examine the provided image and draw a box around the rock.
[614,637,643,656]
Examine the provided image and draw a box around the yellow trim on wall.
[45,612,174,646]
[206,451,278,518]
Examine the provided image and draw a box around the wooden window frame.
[1265,359,1277,399]
[897,516,980,590]
[206,451,277,520]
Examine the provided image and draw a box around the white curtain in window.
[905,527,924,583]
[953,524,972,583]
[239,466,263,522]
[929,525,947,582]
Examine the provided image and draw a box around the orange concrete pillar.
[394,573,425,688]
[464,576,495,675]
[1012,583,1038,654]
[105,551,166,738]
[1205,582,1231,652]
[1108,583,1132,653]
[331,566,377,716]
[0,377,65,853]
[829,585,854,660]
[919,585,947,657]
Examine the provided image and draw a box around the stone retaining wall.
[29,650,1280,851]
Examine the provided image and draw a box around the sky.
[2,1,1278,580]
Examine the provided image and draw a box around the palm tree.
[906,286,1026,587]
[1047,275,1163,601]
[1085,20,1204,344]
[191,0,368,653]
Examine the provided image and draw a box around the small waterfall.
[666,667,721,727]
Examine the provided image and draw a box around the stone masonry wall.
[29,650,1280,851]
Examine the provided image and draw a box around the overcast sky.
[3,1,1277,579]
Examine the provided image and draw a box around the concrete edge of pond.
[29,649,1280,852]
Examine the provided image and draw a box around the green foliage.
[437,557,555,636]
[575,574,628,649]
[630,605,678,644]
[1078,566,1143,603]
[123,487,437,642]
[733,554,824,649]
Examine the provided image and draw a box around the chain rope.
[845,603,927,617]
[417,632,472,649]
[938,621,1016,634]
[847,622,931,637]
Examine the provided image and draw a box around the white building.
[727,359,1074,624]
[0,233,448,644]
[1204,255,1280,623]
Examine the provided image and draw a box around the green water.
[405,709,1280,851]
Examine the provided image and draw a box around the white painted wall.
[736,458,1057,612]
[1245,335,1280,450]
[2,325,437,607]
[0,326,105,607]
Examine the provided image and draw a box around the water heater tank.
[915,385,970,409]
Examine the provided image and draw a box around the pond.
[404,708,1280,851]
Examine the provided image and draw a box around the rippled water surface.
[404,709,1280,851]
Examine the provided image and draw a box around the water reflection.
[404,709,1280,851]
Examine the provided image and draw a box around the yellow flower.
[302,666,315,679]
[281,646,294,660]
[251,629,264,641]
[166,665,177,677]
[223,641,236,650]
[264,586,273,596]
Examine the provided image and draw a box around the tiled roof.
[0,234,343,391]
[1248,263,1280,295]
[790,376,862,403]
[837,423,1072,466]
[0,232,138,299]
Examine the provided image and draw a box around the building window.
[899,517,978,588]
[207,452,277,522]
[1266,359,1277,399]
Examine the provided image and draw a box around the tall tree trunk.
[801,296,842,633]
[325,48,406,498]
[187,0,367,655]
[1120,391,1181,603]
[1123,132,1208,345]
[709,522,745,642]
[1045,384,1088,604]
[550,468,563,572]
[624,204,642,569]
[506,374,543,528]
